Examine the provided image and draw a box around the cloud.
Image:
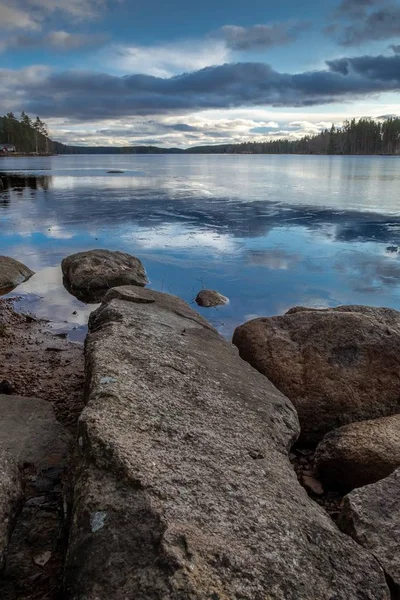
[390,44,400,53]
[337,0,384,17]
[4,30,106,51]
[326,53,400,79]
[328,0,400,45]
[0,0,116,35]
[2,52,398,121]
[105,40,230,78]
[23,0,108,20]
[216,21,309,51]
[0,2,39,30]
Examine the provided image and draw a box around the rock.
[0,256,34,293]
[339,468,400,595]
[195,289,229,308]
[301,473,324,496]
[107,170,124,173]
[0,395,71,470]
[61,249,148,303]
[233,305,400,444]
[64,287,390,599]
[0,449,23,572]
[315,414,400,491]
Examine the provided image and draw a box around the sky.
[0,0,399,147]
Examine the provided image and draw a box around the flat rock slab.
[0,450,23,572]
[0,395,71,470]
[62,249,148,303]
[315,414,400,491]
[0,256,34,294]
[64,286,390,599]
[339,468,400,595]
[233,305,400,443]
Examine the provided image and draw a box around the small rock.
[301,474,324,496]
[0,256,34,293]
[195,289,229,308]
[33,550,52,567]
[107,170,124,174]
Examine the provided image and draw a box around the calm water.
[1,154,400,340]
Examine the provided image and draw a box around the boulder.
[233,305,400,444]
[195,289,229,308]
[0,449,23,572]
[0,395,71,470]
[315,414,400,491]
[61,249,148,303]
[64,286,390,599]
[0,256,34,293]
[339,468,400,595]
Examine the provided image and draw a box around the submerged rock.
[61,249,148,303]
[0,256,34,294]
[64,287,390,599]
[195,289,229,308]
[0,449,23,572]
[233,305,400,444]
[315,414,400,491]
[339,468,400,595]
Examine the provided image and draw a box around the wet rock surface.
[0,300,84,600]
[339,468,400,596]
[315,414,400,491]
[0,300,84,430]
[195,289,229,308]
[0,395,71,470]
[0,257,34,294]
[0,450,23,573]
[62,249,148,303]
[65,287,390,599]
[233,305,400,444]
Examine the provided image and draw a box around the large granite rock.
[339,469,400,595]
[233,305,400,444]
[315,414,400,491]
[61,249,148,303]
[0,449,23,572]
[0,256,34,293]
[0,395,71,470]
[64,287,390,599]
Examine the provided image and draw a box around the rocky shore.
[0,249,400,599]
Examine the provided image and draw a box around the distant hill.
[1,113,400,156]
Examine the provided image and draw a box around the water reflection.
[0,154,399,338]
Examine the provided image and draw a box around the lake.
[1,153,400,341]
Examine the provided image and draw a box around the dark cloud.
[3,53,400,121]
[329,0,400,45]
[390,44,400,53]
[217,22,309,51]
[4,30,106,50]
[337,0,384,17]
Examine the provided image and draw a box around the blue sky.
[0,0,399,147]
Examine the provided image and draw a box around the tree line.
[186,118,400,155]
[1,113,399,155]
[0,112,56,154]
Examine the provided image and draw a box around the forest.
[1,113,400,155]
